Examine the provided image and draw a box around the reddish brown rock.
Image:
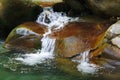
[51,22,112,57]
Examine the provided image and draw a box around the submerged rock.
[4,22,47,52]
[55,58,80,76]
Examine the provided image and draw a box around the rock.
[108,20,120,35]
[64,0,85,12]
[51,22,112,58]
[64,0,90,16]
[105,20,120,40]
[85,0,120,17]
[111,36,120,48]
[0,0,43,38]
[104,44,120,60]
[55,58,80,76]
[53,2,71,13]
[4,22,47,52]
[32,0,63,7]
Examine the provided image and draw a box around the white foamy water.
[15,50,54,66]
[36,7,79,29]
[15,7,79,66]
[73,51,99,74]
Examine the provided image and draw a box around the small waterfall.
[14,7,98,74]
[73,50,99,74]
[15,7,79,66]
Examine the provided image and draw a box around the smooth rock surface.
[111,36,120,48]
[109,21,120,35]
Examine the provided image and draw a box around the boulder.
[4,22,47,52]
[51,22,112,58]
[85,0,120,17]
[0,0,43,38]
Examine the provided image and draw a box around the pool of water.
[0,40,120,80]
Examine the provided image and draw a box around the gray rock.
[109,20,120,35]
[111,36,120,48]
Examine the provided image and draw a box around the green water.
[0,41,120,80]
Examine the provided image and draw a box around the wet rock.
[33,0,63,7]
[111,36,120,48]
[85,0,120,17]
[55,58,80,76]
[0,0,43,38]
[52,22,111,58]
[4,22,47,52]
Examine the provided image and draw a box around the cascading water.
[74,50,99,74]
[14,7,99,74]
[15,7,79,66]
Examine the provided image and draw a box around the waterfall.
[72,50,99,74]
[15,7,79,66]
[14,7,98,74]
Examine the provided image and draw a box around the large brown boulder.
[4,22,47,52]
[50,22,112,58]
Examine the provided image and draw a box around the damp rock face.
[0,0,43,38]
[4,22,47,52]
[85,0,120,17]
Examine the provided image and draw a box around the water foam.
[15,50,54,66]
[15,7,79,66]
[73,51,99,74]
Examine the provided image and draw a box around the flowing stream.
[1,7,120,80]
[13,7,98,73]
[15,7,80,66]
